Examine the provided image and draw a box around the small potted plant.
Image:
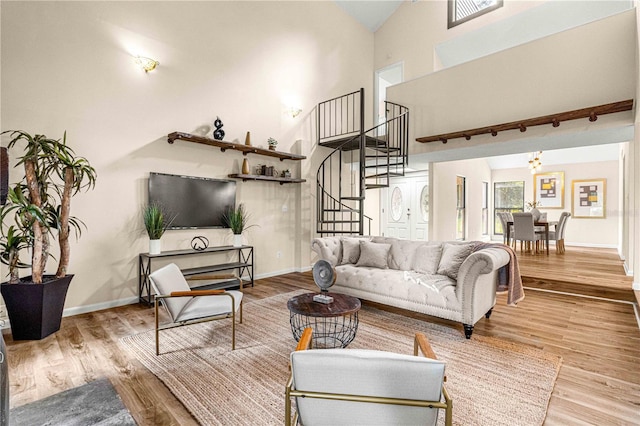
[0,130,97,340]
[143,202,174,254]
[282,169,291,178]
[267,137,278,151]
[223,203,257,247]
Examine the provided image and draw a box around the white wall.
[1,2,373,313]
[431,158,492,241]
[492,160,620,247]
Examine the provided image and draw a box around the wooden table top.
[287,292,361,317]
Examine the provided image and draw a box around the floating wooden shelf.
[228,174,306,185]
[168,131,306,161]
[416,99,634,144]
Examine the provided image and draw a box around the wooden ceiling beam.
[416,99,634,144]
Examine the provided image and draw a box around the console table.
[138,245,254,305]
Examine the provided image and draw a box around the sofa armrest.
[311,237,343,266]
[456,247,511,324]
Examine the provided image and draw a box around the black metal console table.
[138,245,254,305]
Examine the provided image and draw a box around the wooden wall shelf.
[228,174,306,185]
[168,131,306,161]
[416,99,634,144]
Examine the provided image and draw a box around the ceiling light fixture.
[134,56,159,73]
[528,151,542,174]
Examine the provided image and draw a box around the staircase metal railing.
[316,96,409,236]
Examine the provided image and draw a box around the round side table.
[287,292,361,349]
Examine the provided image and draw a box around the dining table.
[506,220,558,255]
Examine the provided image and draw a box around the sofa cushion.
[356,241,391,269]
[412,244,443,275]
[387,240,424,270]
[437,242,474,280]
[340,238,362,265]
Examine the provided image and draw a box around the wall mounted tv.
[148,172,236,229]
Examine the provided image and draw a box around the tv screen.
[148,172,236,229]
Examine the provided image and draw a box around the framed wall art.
[534,171,564,209]
[571,178,606,218]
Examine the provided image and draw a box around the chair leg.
[463,324,474,339]
[232,309,236,350]
[155,297,160,356]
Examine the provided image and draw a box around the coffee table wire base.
[289,312,359,349]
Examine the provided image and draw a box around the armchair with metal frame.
[149,263,243,356]
[285,328,452,426]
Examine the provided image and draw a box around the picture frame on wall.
[571,178,606,218]
[534,171,564,209]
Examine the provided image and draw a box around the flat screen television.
[148,172,236,229]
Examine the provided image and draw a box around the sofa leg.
[463,324,474,339]
[485,308,493,319]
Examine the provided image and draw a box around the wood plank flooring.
[3,248,639,425]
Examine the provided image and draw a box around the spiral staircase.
[316,88,409,236]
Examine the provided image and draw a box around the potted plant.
[0,130,96,340]
[267,137,278,151]
[223,203,256,247]
[142,202,174,255]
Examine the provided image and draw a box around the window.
[456,176,466,240]
[482,181,489,236]
[494,181,524,234]
[448,0,503,29]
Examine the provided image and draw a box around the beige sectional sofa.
[311,236,511,338]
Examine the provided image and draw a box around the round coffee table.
[287,292,361,349]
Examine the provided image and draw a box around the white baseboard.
[1,296,140,330]
[564,242,618,249]
[633,282,640,291]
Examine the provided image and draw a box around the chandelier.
[528,151,542,174]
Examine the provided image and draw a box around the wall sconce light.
[134,56,159,73]
[288,107,302,118]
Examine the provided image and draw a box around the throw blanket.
[473,242,524,306]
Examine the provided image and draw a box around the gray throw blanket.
[473,242,524,306]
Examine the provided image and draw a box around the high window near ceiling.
[494,181,524,235]
[448,0,503,29]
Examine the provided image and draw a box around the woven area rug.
[121,290,561,425]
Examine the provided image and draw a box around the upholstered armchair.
[149,263,243,355]
[285,328,452,426]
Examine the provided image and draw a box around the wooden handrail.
[416,99,633,144]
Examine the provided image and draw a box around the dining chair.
[149,263,243,355]
[549,212,571,254]
[512,212,545,254]
[285,328,452,426]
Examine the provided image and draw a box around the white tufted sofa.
[311,236,510,339]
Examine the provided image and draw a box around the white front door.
[382,174,429,240]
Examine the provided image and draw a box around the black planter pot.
[0,275,73,340]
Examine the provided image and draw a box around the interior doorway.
[375,62,403,127]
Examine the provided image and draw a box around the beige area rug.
[120,290,562,425]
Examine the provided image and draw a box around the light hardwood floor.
[3,248,639,425]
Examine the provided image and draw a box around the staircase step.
[364,163,404,168]
[323,208,361,213]
[341,196,365,201]
[318,220,360,224]
[366,172,403,179]
[365,184,388,189]
[317,229,362,234]
[366,146,401,153]
[365,154,403,158]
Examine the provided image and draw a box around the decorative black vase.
[0,275,73,340]
[213,117,225,140]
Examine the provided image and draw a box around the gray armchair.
[149,263,243,355]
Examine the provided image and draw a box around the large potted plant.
[0,130,97,340]
[223,203,256,247]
